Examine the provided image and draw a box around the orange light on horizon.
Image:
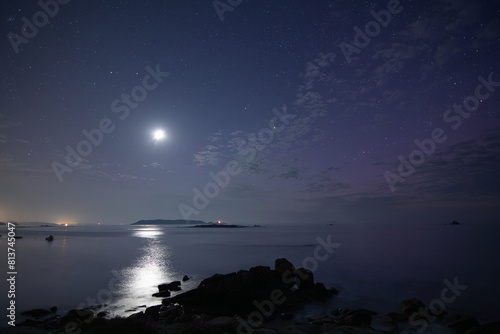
[217,220,222,224]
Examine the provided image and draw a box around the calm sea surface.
[1,223,499,325]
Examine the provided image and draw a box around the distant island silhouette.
[131,219,209,225]
[191,224,246,228]
[131,219,251,228]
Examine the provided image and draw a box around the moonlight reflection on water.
[111,227,177,315]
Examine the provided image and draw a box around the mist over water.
[1,223,499,324]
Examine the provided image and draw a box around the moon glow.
[152,129,166,141]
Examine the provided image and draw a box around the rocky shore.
[10,258,500,334]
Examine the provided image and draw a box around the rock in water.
[295,268,314,290]
[274,258,296,284]
[153,290,171,298]
[311,282,331,300]
[168,265,288,316]
[158,281,181,292]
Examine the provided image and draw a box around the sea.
[1,222,499,328]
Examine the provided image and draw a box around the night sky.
[1,0,500,225]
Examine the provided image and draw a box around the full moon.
[152,129,166,141]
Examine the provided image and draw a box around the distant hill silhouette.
[0,222,51,226]
[131,219,210,225]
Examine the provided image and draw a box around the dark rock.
[153,290,171,298]
[385,311,409,322]
[127,311,144,321]
[182,275,190,282]
[331,308,343,317]
[295,268,314,290]
[401,298,425,316]
[450,220,461,225]
[337,309,377,327]
[274,258,296,284]
[199,272,237,287]
[66,308,94,321]
[446,313,479,332]
[308,315,335,325]
[327,327,388,333]
[80,317,158,334]
[311,282,331,300]
[376,314,399,332]
[159,303,186,324]
[125,305,147,312]
[253,329,277,334]
[58,308,94,330]
[167,264,288,316]
[250,266,275,285]
[206,316,237,333]
[144,305,162,321]
[159,281,182,292]
[280,312,294,320]
[97,311,108,318]
[21,307,57,318]
[17,318,52,331]
[464,322,500,334]
[282,324,319,333]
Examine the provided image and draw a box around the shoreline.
[9,258,500,334]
